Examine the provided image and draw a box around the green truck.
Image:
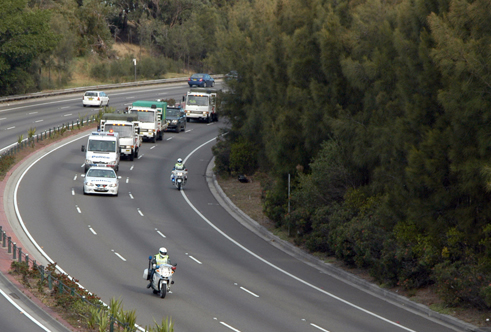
[128,101,168,142]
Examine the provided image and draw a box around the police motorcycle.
[171,167,188,190]
[143,257,177,298]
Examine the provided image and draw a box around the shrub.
[434,259,491,309]
[229,138,258,175]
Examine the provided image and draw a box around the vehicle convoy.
[128,101,167,142]
[100,113,141,161]
[82,167,121,196]
[81,131,120,173]
[184,88,218,123]
[165,105,186,132]
[143,257,177,298]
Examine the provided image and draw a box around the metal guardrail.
[0,75,224,103]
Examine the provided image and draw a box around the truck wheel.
[129,153,134,161]
[135,148,139,158]
[207,116,211,123]
[152,135,156,143]
[186,118,190,122]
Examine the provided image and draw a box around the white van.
[82,132,120,173]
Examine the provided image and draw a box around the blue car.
[188,73,215,88]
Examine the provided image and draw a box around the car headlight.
[85,182,94,186]
[172,120,177,124]
[85,159,91,164]
[109,183,117,187]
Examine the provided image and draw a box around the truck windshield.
[88,139,116,152]
[187,96,209,106]
[134,111,154,122]
[104,125,133,138]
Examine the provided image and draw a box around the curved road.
[2,83,469,331]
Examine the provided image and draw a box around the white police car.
[82,167,120,196]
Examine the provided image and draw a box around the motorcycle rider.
[147,247,172,288]
[170,158,187,182]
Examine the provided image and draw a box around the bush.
[229,138,258,175]
[434,259,491,309]
[212,132,232,176]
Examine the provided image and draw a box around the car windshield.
[104,124,133,137]
[85,92,98,97]
[134,111,154,122]
[88,139,116,152]
[87,169,116,178]
[187,96,208,106]
[167,109,180,117]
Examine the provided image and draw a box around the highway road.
[1,82,468,331]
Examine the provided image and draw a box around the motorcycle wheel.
[153,290,158,294]
[160,282,167,298]
[177,182,181,191]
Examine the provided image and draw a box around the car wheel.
[212,81,215,87]
[83,104,86,107]
[176,124,181,133]
[203,82,207,88]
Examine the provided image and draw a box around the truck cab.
[82,132,120,173]
[129,101,168,142]
[100,113,141,161]
[184,88,218,123]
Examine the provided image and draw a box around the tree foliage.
[209,0,491,310]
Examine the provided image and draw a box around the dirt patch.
[216,174,491,329]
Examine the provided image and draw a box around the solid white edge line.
[0,288,50,332]
[13,133,97,288]
[156,231,166,238]
[115,253,126,261]
[181,137,414,333]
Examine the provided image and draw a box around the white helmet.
[177,158,183,163]
[159,247,167,258]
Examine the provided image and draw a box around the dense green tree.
[0,0,59,95]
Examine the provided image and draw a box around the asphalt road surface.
[1,82,472,331]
